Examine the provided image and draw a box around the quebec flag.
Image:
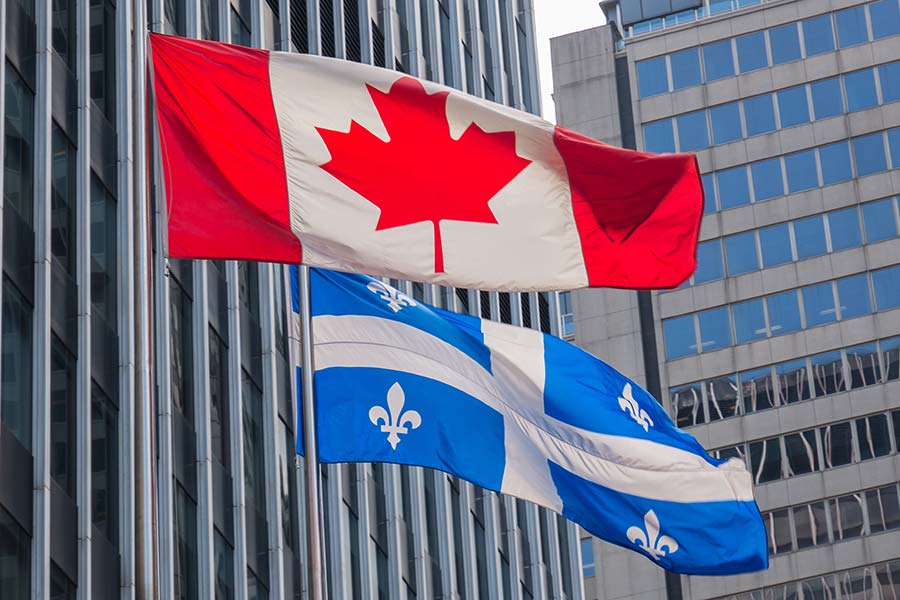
[292,267,767,575]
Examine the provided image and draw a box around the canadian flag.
[150,34,702,292]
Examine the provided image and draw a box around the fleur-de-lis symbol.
[368,383,422,449]
[626,510,679,560]
[618,383,654,432]
[367,280,417,313]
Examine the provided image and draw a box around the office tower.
[0,0,585,598]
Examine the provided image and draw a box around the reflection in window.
[803,14,835,56]
[742,367,776,413]
[835,5,868,48]
[697,307,732,352]
[750,437,782,484]
[717,166,751,209]
[4,65,35,228]
[759,223,793,267]
[794,216,827,260]
[676,110,709,152]
[880,61,900,103]
[793,502,828,549]
[853,133,888,177]
[856,414,891,461]
[637,56,668,98]
[882,337,900,381]
[777,86,810,129]
[170,277,193,427]
[702,173,717,214]
[703,39,735,82]
[750,157,783,202]
[871,0,900,39]
[1,279,33,450]
[734,299,767,344]
[214,531,235,600]
[831,494,865,540]
[710,102,742,144]
[810,77,844,120]
[872,265,900,311]
[821,421,854,469]
[209,326,229,470]
[828,207,862,252]
[51,126,77,273]
[844,69,878,112]
[0,507,30,599]
[50,336,76,496]
[90,174,118,328]
[819,141,854,185]
[846,344,881,389]
[839,567,877,600]
[744,94,776,137]
[768,290,802,336]
[671,383,704,427]
[784,429,818,476]
[580,538,595,577]
[174,485,198,600]
[91,383,118,546]
[724,231,757,276]
[836,274,872,320]
[706,375,739,421]
[784,149,818,193]
[811,351,846,397]
[769,23,801,65]
[764,509,791,555]
[866,485,900,533]
[663,314,696,360]
[736,31,767,73]
[776,359,810,405]
[694,240,724,284]
[862,198,897,243]
[643,119,675,153]
[670,47,701,90]
[803,281,837,327]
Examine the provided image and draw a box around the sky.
[531,1,606,123]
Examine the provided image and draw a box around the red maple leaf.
[316,77,532,273]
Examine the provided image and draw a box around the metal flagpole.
[299,265,326,600]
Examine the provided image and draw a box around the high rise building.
[551,1,900,600]
[0,0,585,598]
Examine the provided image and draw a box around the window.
[835,6,869,48]
[867,485,900,533]
[879,62,900,103]
[676,111,709,152]
[90,175,117,326]
[201,0,219,39]
[802,281,837,327]
[811,351,846,397]
[765,509,792,554]
[857,414,891,460]
[803,15,836,56]
[759,223,793,267]
[242,372,265,513]
[844,69,878,112]
[784,429,819,476]
[862,198,897,243]
[643,119,676,153]
[694,240,724,284]
[209,326,230,470]
[170,277,193,427]
[230,7,251,46]
[743,94,776,136]
[836,274,871,319]
[828,207,862,251]
[663,314,696,360]
[810,77,844,120]
[793,502,828,549]
[870,0,900,39]
[776,359,810,405]
[846,343,881,389]
[706,375,739,421]
[794,215,827,259]
[91,383,118,546]
[872,265,900,310]
[710,102,742,144]
[1,279,33,451]
[671,383,705,427]
[819,141,854,185]
[820,421,854,468]
[784,149,819,193]
[767,290,802,335]
[725,231,758,276]
[697,307,732,352]
[174,486,198,600]
[769,23,801,64]
[750,437,782,483]
[0,507,30,599]
[741,367,776,413]
[852,132,887,177]
[580,538,595,577]
[50,563,75,600]
[717,166,751,209]
[831,494,865,540]
[884,337,900,381]
[751,158,784,202]
[736,31,767,73]
[4,66,35,228]
[733,299,767,343]
[703,39,735,82]
[637,56,668,98]
[701,173,717,214]
[889,128,900,167]
[51,126,77,273]
[214,532,235,600]
[670,47,701,90]
[777,86,810,128]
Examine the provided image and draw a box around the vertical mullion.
[565,520,585,600]
[481,493,503,600]
[384,465,408,599]
[408,467,433,598]
[325,464,352,596]
[434,473,459,598]
[502,496,524,600]
[193,262,215,600]
[356,464,380,599]
[457,483,478,598]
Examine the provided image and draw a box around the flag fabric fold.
[294,268,767,575]
[150,33,704,292]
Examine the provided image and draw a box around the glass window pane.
[710,102,743,144]
[889,128,900,168]
[811,351,846,397]
[676,110,710,152]
[832,494,865,540]
[777,86,810,128]
[767,290,802,335]
[580,538,595,577]
[879,61,900,103]
[736,31,768,73]
[883,336,900,382]
[803,15,836,57]
[1,279,33,451]
[733,298,768,344]
[862,198,898,243]
[857,414,891,460]
[784,149,819,193]
[671,382,705,427]
[741,367,776,413]
[701,173,717,214]
[873,265,900,310]
[819,141,854,185]
[698,306,732,352]
[835,6,869,48]
[810,77,845,120]
[670,47,702,90]
[769,23,801,65]
[784,429,819,476]
[776,359,810,405]
[846,343,881,389]
[725,231,758,276]
[794,215,827,259]
[637,56,668,98]
[803,281,837,327]
[844,69,878,112]
[820,421,854,468]
[871,0,900,39]
[751,158,784,201]
[717,166,751,209]
[750,438,782,484]
[4,67,35,228]
[866,485,900,533]
[836,274,872,320]
[705,375,739,421]
[760,223,793,267]
[50,337,76,496]
[828,207,862,251]
[743,94,777,136]
[663,314,697,360]
[703,39,735,82]
[694,239,724,284]
[643,119,676,153]
[853,132,888,177]
[793,502,828,549]
[765,509,792,555]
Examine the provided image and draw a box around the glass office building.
[0,0,585,598]
[551,1,900,599]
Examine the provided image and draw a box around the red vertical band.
[150,33,302,262]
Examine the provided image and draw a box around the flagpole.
[299,265,326,600]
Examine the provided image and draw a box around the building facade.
[0,0,586,598]
[551,1,900,600]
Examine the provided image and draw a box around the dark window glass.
[784,429,819,476]
[50,563,75,600]
[894,410,900,451]
[694,240,724,284]
[710,102,743,144]
[784,149,819,193]
[717,166,751,209]
[50,337,76,496]
[214,532,235,600]
[853,133,887,177]
[705,375,739,421]
[230,7,251,45]
[767,290,802,335]
[174,485,198,600]
[776,359,810,405]
[751,158,784,201]
[209,326,229,470]
[760,223,793,267]
[741,367,776,413]
[643,119,676,153]
[663,314,696,360]
[819,141,854,185]
[879,61,900,103]
[832,494,865,540]
[750,437,782,484]
[201,0,219,39]
[857,414,891,460]
[701,173,717,214]
[811,351,846,397]
[743,94,776,137]
[846,343,881,389]
[51,126,77,273]
[870,0,900,39]
[862,198,897,243]
[882,336,900,382]
[242,371,265,513]
[676,110,709,152]
[764,509,792,555]
[777,86,810,128]
[844,69,878,112]
[733,299,767,344]
[820,421,854,468]
[803,15,836,56]
[4,66,35,228]
[810,77,844,120]
[836,274,871,320]
[889,128,900,167]
[0,507,30,599]
[828,207,862,251]
[803,281,837,327]
[170,277,193,427]
[670,47,701,90]
[725,231,758,275]
[793,502,828,549]
[698,307,732,352]
[866,485,900,533]
[637,56,668,98]
[164,0,186,34]
[703,39,735,82]
[89,0,116,120]
[1,280,33,450]
[91,383,118,546]
[835,6,869,48]
[671,383,705,427]
[52,0,77,66]
[873,265,900,310]
[794,215,827,259]
[90,175,117,325]
[716,445,746,463]
[769,23,801,65]
[736,31,767,73]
